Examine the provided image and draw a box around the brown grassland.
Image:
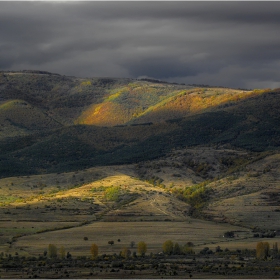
[1,146,280,278]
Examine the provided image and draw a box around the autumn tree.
[121,247,131,259]
[272,242,279,258]
[137,241,147,256]
[256,241,270,259]
[90,243,99,259]
[48,244,57,259]
[59,245,66,259]
[182,243,194,255]
[273,242,278,253]
[163,240,173,255]
[173,242,181,254]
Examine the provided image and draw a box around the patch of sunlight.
[104,90,123,102]
[80,80,92,87]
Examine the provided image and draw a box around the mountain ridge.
[0,70,279,177]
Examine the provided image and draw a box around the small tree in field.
[256,241,270,259]
[121,247,131,259]
[173,242,181,254]
[182,243,194,255]
[163,240,173,255]
[273,242,278,253]
[90,243,99,259]
[138,241,147,256]
[272,242,279,258]
[48,244,57,259]
[59,246,66,259]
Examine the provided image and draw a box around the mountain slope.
[0,71,279,178]
[129,87,260,124]
[0,99,62,137]
[75,82,189,126]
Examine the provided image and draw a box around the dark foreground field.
[1,251,280,279]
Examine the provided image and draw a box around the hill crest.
[0,70,279,178]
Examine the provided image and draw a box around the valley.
[0,71,280,278]
[0,147,280,277]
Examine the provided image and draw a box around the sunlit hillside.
[0,71,280,178]
[125,87,262,125]
[75,82,189,126]
[75,85,264,127]
[0,71,266,129]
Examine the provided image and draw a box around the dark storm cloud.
[1,1,280,89]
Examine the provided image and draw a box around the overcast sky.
[1,1,280,89]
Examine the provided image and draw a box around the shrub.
[186,242,194,247]
[138,241,147,256]
[121,247,131,259]
[104,186,121,201]
[173,242,181,255]
[200,247,213,255]
[224,231,234,238]
[182,243,195,255]
[163,240,173,255]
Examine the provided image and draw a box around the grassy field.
[13,220,252,257]
[0,146,279,261]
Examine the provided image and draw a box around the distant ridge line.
[0,69,253,90]
[1,70,61,76]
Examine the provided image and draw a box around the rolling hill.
[0,70,280,177]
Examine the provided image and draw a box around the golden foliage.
[256,241,270,259]
[59,245,65,259]
[121,247,131,259]
[162,240,174,255]
[75,84,265,127]
[48,244,57,258]
[137,241,147,256]
[90,243,99,259]
[80,80,92,87]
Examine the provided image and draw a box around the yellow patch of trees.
[256,241,270,260]
[137,241,147,256]
[90,243,99,259]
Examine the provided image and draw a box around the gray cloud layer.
[1,2,280,89]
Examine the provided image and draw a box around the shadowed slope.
[0,71,279,178]
[0,99,62,138]
[1,89,280,178]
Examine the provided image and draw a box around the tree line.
[45,240,280,261]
